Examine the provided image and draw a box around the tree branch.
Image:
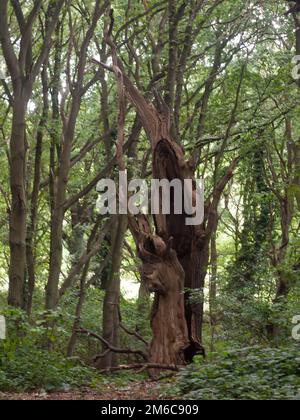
[120,323,149,347]
[0,0,21,85]
[99,363,180,374]
[77,328,148,361]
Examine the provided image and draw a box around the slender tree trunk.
[67,263,89,357]
[8,97,28,307]
[274,198,292,301]
[25,68,49,315]
[209,232,218,353]
[67,243,111,357]
[46,0,107,310]
[100,215,128,369]
[136,278,150,335]
[0,0,65,308]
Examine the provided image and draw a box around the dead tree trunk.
[101,64,237,365]
[128,141,234,366]
[148,247,189,366]
[130,216,189,366]
[101,19,238,365]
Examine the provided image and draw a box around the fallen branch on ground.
[99,363,181,374]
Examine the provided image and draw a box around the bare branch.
[120,323,149,347]
[77,328,148,361]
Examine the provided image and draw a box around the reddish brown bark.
[95,52,235,366]
[99,10,238,366]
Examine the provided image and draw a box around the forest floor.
[0,380,172,400]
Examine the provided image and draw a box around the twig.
[93,349,110,363]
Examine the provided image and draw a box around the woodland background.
[0,0,300,400]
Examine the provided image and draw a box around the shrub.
[0,344,96,392]
[0,308,98,392]
[169,346,300,400]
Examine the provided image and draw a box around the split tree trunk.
[148,247,189,365]
[102,44,237,366]
[152,136,208,356]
